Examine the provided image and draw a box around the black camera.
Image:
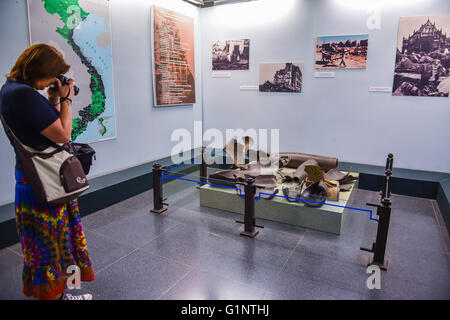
[50,75,79,96]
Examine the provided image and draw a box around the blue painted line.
[162,174,377,222]
[163,174,244,196]
[257,192,377,221]
[166,159,201,172]
[166,163,191,172]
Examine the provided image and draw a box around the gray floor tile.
[6,243,23,257]
[0,249,27,300]
[163,205,242,237]
[277,248,368,294]
[196,251,283,290]
[143,225,284,290]
[216,231,301,270]
[84,230,137,273]
[390,194,434,212]
[388,211,448,255]
[390,205,439,229]
[382,245,450,289]
[159,269,265,300]
[166,187,306,246]
[302,216,377,253]
[296,232,370,266]
[1,186,448,300]
[82,202,143,231]
[80,249,192,300]
[119,190,153,211]
[363,270,450,300]
[143,220,300,271]
[263,276,363,300]
[141,223,228,268]
[93,209,181,248]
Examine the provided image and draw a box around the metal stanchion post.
[200,147,207,184]
[360,154,394,270]
[371,197,391,269]
[197,147,207,189]
[239,177,260,238]
[223,149,227,168]
[150,163,168,214]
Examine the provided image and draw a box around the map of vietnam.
[40,0,108,141]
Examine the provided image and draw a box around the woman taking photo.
[0,43,94,300]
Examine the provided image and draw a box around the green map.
[28,0,116,142]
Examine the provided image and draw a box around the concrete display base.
[199,170,359,235]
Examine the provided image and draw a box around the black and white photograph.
[259,62,303,93]
[393,15,450,97]
[212,39,250,70]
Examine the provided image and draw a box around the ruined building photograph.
[259,62,303,93]
[212,39,250,70]
[393,15,450,97]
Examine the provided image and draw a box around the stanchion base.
[239,225,259,238]
[150,205,168,214]
[196,180,207,189]
[367,257,388,271]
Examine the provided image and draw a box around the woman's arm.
[41,78,75,143]
[47,93,61,112]
[41,100,72,143]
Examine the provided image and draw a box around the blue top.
[0,79,59,173]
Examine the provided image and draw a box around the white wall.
[0,0,202,204]
[200,0,450,173]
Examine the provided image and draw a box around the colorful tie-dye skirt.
[14,170,95,300]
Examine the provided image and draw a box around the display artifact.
[209,137,358,208]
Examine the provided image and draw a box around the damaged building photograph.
[212,39,250,70]
[259,62,303,93]
[393,15,450,97]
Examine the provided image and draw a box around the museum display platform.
[200,169,360,235]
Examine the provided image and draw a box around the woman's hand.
[47,88,60,106]
[47,77,75,100]
[47,80,60,103]
[56,78,75,100]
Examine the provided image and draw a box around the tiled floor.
[1,180,449,300]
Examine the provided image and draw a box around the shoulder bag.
[1,113,89,206]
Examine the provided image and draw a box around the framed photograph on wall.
[315,34,369,69]
[259,62,303,93]
[212,39,250,70]
[151,5,196,106]
[392,15,450,97]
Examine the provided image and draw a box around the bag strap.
[0,112,68,158]
[0,112,35,158]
